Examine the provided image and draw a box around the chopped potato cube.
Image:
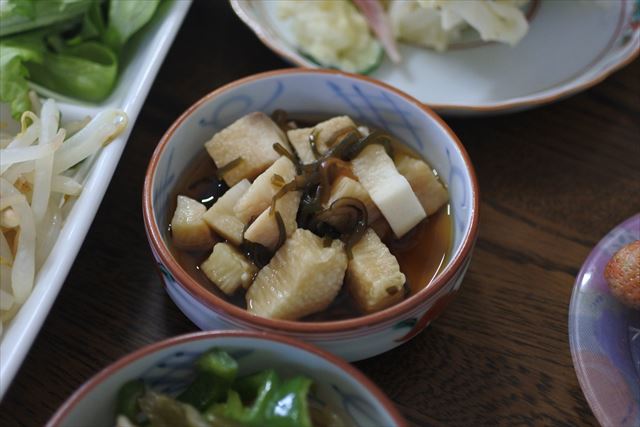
[347,228,405,313]
[246,229,348,320]
[395,154,448,215]
[233,156,296,223]
[205,112,290,186]
[287,116,356,164]
[201,243,257,295]
[202,179,250,245]
[244,190,301,251]
[171,195,214,250]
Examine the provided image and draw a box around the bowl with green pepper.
[47,331,407,427]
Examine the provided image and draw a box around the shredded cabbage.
[390,0,529,51]
[0,95,127,335]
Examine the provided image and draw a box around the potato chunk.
[202,179,250,245]
[243,190,301,251]
[352,144,426,238]
[287,116,356,164]
[395,154,448,215]
[201,243,257,295]
[170,196,214,250]
[325,176,381,228]
[246,229,348,320]
[233,156,296,223]
[204,112,290,186]
[346,228,405,313]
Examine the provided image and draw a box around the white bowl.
[143,68,479,362]
[231,0,640,115]
[47,331,407,427]
[0,0,192,398]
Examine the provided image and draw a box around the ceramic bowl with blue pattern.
[48,331,407,427]
[143,69,479,361]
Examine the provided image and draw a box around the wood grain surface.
[1,1,639,426]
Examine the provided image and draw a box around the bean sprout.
[0,96,128,335]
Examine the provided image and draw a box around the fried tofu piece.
[370,216,392,241]
[170,195,214,250]
[243,190,301,251]
[395,154,448,215]
[233,156,297,223]
[202,179,250,246]
[324,176,381,228]
[205,112,290,186]
[246,229,348,320]
[347,228,405,313]
[352,144,426,238]
[201,243,257,295]
[287,116,356,164]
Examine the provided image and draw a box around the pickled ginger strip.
[353,0,401,63]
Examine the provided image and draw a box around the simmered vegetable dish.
[169,111,451,321]
[115,349,347,427]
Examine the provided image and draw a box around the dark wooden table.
[2,2,639,426]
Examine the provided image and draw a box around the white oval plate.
[0,0,192,398]
[231,0,640,115]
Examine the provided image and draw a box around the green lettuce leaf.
[26,40,118,102]
[0,0,36,21]
[0,35,43,119]
[0,0,91,37]
[0,0,160,117]
[67,1,106,46]
[103,0,160,51]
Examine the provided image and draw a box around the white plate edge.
[0,0,193,399]
[230,0,640,114]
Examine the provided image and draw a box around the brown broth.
[168,123,452,321]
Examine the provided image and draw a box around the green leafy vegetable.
[116,379,146,420]
[26,40,118,101]
[177,349,239,411]
[0,0,160,118]
[208,371,313,427]
[103,0,160,52]
[139,391,211,427]
[0,0,91,37]
[0,37,42,118]
[114,349,339,427]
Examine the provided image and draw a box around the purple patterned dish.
[569,213,640,427]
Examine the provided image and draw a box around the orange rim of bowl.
[229,0,640,113]
[142,68,480,334]
[47,330,409,427]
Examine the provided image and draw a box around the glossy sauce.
[168,125,452,321]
